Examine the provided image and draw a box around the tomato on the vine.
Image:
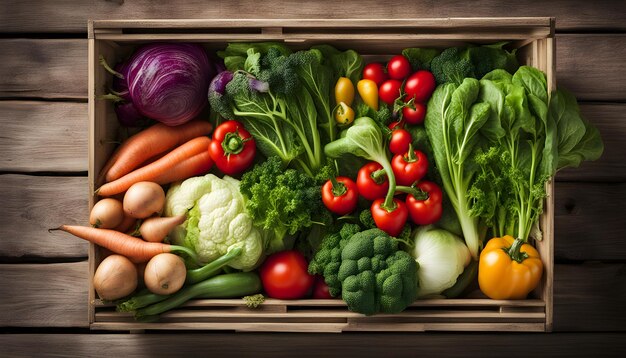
[387,55,411,80]
[260,250,314,300]
[362,62,388,87]
[404,70,436,103]
[371,198,408,237]
[379,79,403,105]
[388,127,412,155]
[402,102,427,125]
[209,120,256,176]
[406,180,443,225]
[321,177,359,216]
[357,162,389,201]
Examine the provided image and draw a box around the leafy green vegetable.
[312,44,364,85]
[239,156,331,254]
[424,78,494,259]
[338,228,418,315]
[402,47,441,71]
[430,43,519,85]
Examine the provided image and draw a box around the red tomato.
[260,250,314,300]
[379,79,403,105]
[209,120,256,176]
[402,102,427,125]
[362,62,388,87]
[388,120,404,130]
[321,177,359,216]
[357,162,389,201]
[404,70,436,103]
[371,198,408,237]
[392,149,429,186]
[387,55,411,80]
[312,276,333,299]
[389,128,412,155]
[406,180,443,225]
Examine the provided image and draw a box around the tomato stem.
[370,168,387,185]
[404,143,417,162]
[396,185,428,201]
[329,176,347,197]
[222,131,246,155]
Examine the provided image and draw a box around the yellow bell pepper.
[478,235,543,300]
[357,79,378,111]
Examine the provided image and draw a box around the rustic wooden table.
[1,1,625,356]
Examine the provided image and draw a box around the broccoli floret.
[240,156,327,253]
[308,223,362,297]
[243,294,265,309]
[257,47,301,95]
[338,229,418,315]
[430,47,475,85]
[359,209,377,229]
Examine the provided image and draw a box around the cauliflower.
[164,174,263,271]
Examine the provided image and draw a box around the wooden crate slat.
[0,175,88,259]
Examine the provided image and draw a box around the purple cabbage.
[208,70,234,96]
[125,43,214,126]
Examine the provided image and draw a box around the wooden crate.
[88,18,555,333]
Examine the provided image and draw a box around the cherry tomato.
[371,198,408,237]
[404,70,436,103]
[335,77,355,106]
[363,62,389,87]
[379,79,403,105]
[260,250,314,300]
[357,162,389,201]
[406,180,443,225]
[392,148,429,186]
[357,79,379,111]
[388,120,404,130]
[322,177,359,215]
[312,276,334,299]
[389,128,412,155]
[402,102,427,125]
[387,55,411,80]
[209,120,256,176]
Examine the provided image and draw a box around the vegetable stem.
[504,238,529,263]
[99,55,125,79]
[329,176,347,197]
[185,246,243,284]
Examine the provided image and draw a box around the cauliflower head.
[164,174,263,270]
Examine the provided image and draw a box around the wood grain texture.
[1,0,625,33]
[0,40,87,99]
[1,332,626,357]
[0,101,88,172]
[0,175,88,259]
[0,262,88,328]
[557,35,626,102]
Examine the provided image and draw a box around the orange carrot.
[97,136,211,197]
[52,225,197,264]
[100,120,213,183]
[152,150,213,185]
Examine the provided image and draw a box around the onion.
[89,198,124,229]
[94,254,138,301]
[144,253,186,295]
[126,43,213,126]
[123,181,165,219]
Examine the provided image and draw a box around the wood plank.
[0,101,87,172]
[2,333,626,356]
[0,262,88,328]
[556,104,626,182]
[0,39,87,99]
[0,175,88,259]
[554,182,626,261]
[1,1,625,33]
[557,35,626,102]
[554,263,626,331]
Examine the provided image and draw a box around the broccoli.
[430,47,475,85]
[240,156,329,253]
[359,209,413,247]
[338,229,418,315]
[308,223,362,297]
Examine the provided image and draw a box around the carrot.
[51,225,197,264]
[100,120,213,183]
[152,150,213,185]
[97,136,211,197]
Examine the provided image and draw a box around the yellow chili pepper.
[335,77,355,106]
[357,79,378,111]
[478,235,543,300]
[334,102,355,125]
